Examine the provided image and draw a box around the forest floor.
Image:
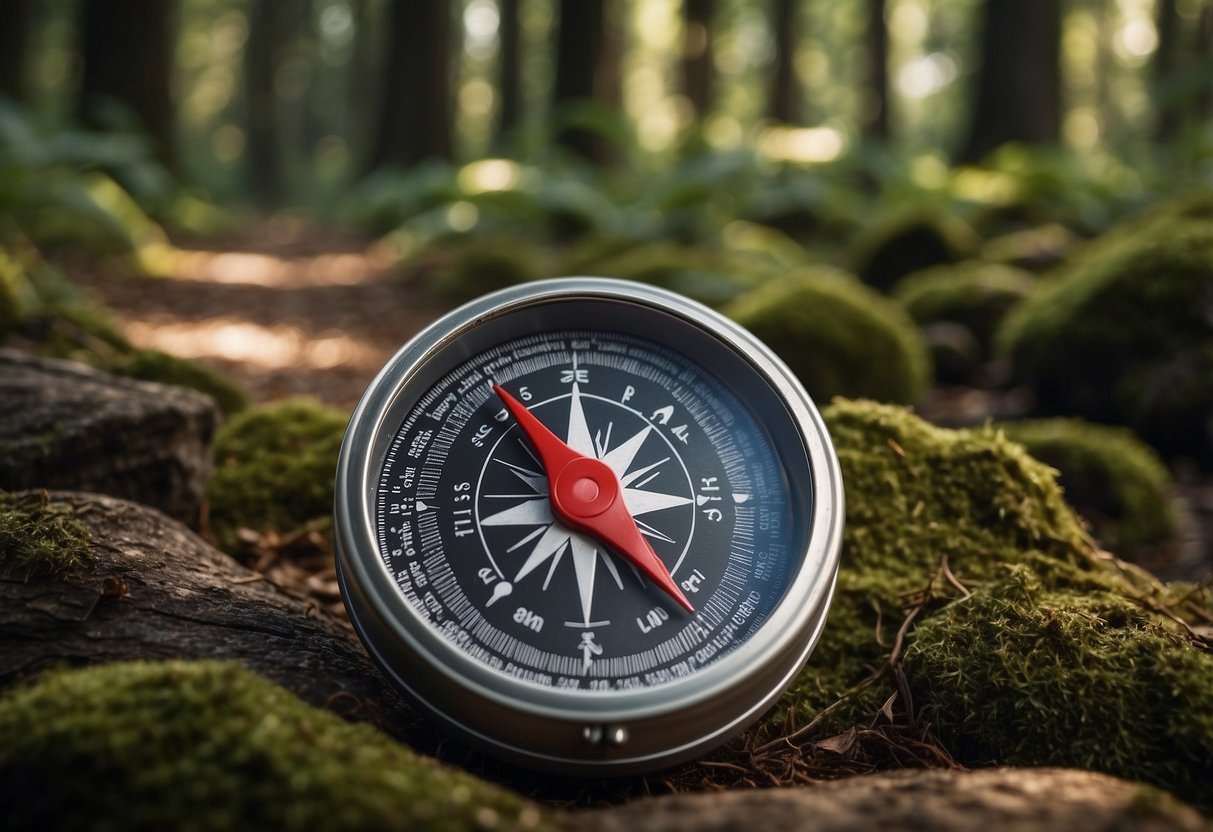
[70,220,1213,587]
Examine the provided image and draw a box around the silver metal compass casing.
[334,277,844,774]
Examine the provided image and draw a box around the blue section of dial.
[374,330,806,690]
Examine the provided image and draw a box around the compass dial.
[335,279,843,773]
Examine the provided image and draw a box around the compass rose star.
[479,384,693,626]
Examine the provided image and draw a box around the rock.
[0,491,426,746]
[580,768,1212,832]
[724,271,932,405]
[0,660,553,832]
[850,207,980,292]
[998,217,1213,464]
[0,349,219,524]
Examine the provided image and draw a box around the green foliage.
[849,206,980,292]
[998,217,1213,463]
[999,418,1179,558]
[0,99,172,255]
[894,261,1035,357]
[0,491,93,580]
[725,271,931,404]
[427,236,545,305]
[905,567,1213,811]
[109,349,248,415]
[0,249,26,339]
[205,399,348,551]
[0,660,555,832]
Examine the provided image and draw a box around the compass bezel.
[334,277,844,773]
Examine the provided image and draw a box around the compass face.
[335,279,843,773]
[375,330,794,690]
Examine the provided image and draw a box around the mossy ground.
[205,399,347,552]
[0,490,93,579]
[109,348,248,415]
[998,217,1213,463]
[0,660,557,832]
[748,400,1211,811]
[999,418,1178,558]
[905,567,1213,811]
[724,271,931,405]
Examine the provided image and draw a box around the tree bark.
[368,0,455,170]
[957,0,1061,163]
[0,492,430,747]
[1154,0,1182,142]
[76,0,178,170]
[553,0,620,163]
[862,0,889,139]
[682,0,716,118]
[768,0,800,123]
[0,0,33,104]
[244,0,288,205]
[497,0,523,144]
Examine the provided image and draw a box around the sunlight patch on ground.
[124,318,385,371]
[158,247,400,288]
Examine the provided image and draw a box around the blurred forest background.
[5,0,1213,580]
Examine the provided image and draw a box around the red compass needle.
[492,383,694,613]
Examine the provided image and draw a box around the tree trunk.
[244,0,287,205]
[682,0,716,117]
[553,0,620,163]
[0,0,33,104]
[768,0,800,122]
[862,0,889,139]
[1153,0,1182,142]
[76,0,178,170]
[1199,1,1213,119]
[497,0,523,144]
[957,0,1061,163]
[368,0,454,170]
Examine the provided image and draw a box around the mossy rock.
[566,239,761,308]
[981,223,1078,273]
[205,399,347,552]
[997,218,1213,464]
[0,490,93,580]
[725,271,931,404]
[109,349,248,415]
[428,237,544,305]
[850,208,980,292]
[999,418,1179,559]
[893,261,1035,359]
[774,399,1101,730]
[0,660,554,831]
[904,567,1213,812]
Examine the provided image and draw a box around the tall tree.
[958,0,1061,163]
[682,0,716,117]
[76,0,178,169]
[0,0,33,104]
[368,0,455,170]
[1154,0,1182,142]
[553,0,621,163]
[768,0,800,122]
[862,0,889,139]
[497,0,523,143]
[244,0,289,205]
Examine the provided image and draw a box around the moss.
[205,400,347,552]
[999,418,1178,558]
[0,250,26,341]
[725,271,932,404]
[893,261,1035,358]
[904,567,1213,811]
[428,237,543,305]
[774,399,1103,730]
[110,349,248,415]
[980,223,1078,273]
[0,491,93,580]
[850,207,980,292]
[567,239,760,308]
[0,660,556,832]
[998,218,1213,463]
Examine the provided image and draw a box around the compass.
[334,277,843,773]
